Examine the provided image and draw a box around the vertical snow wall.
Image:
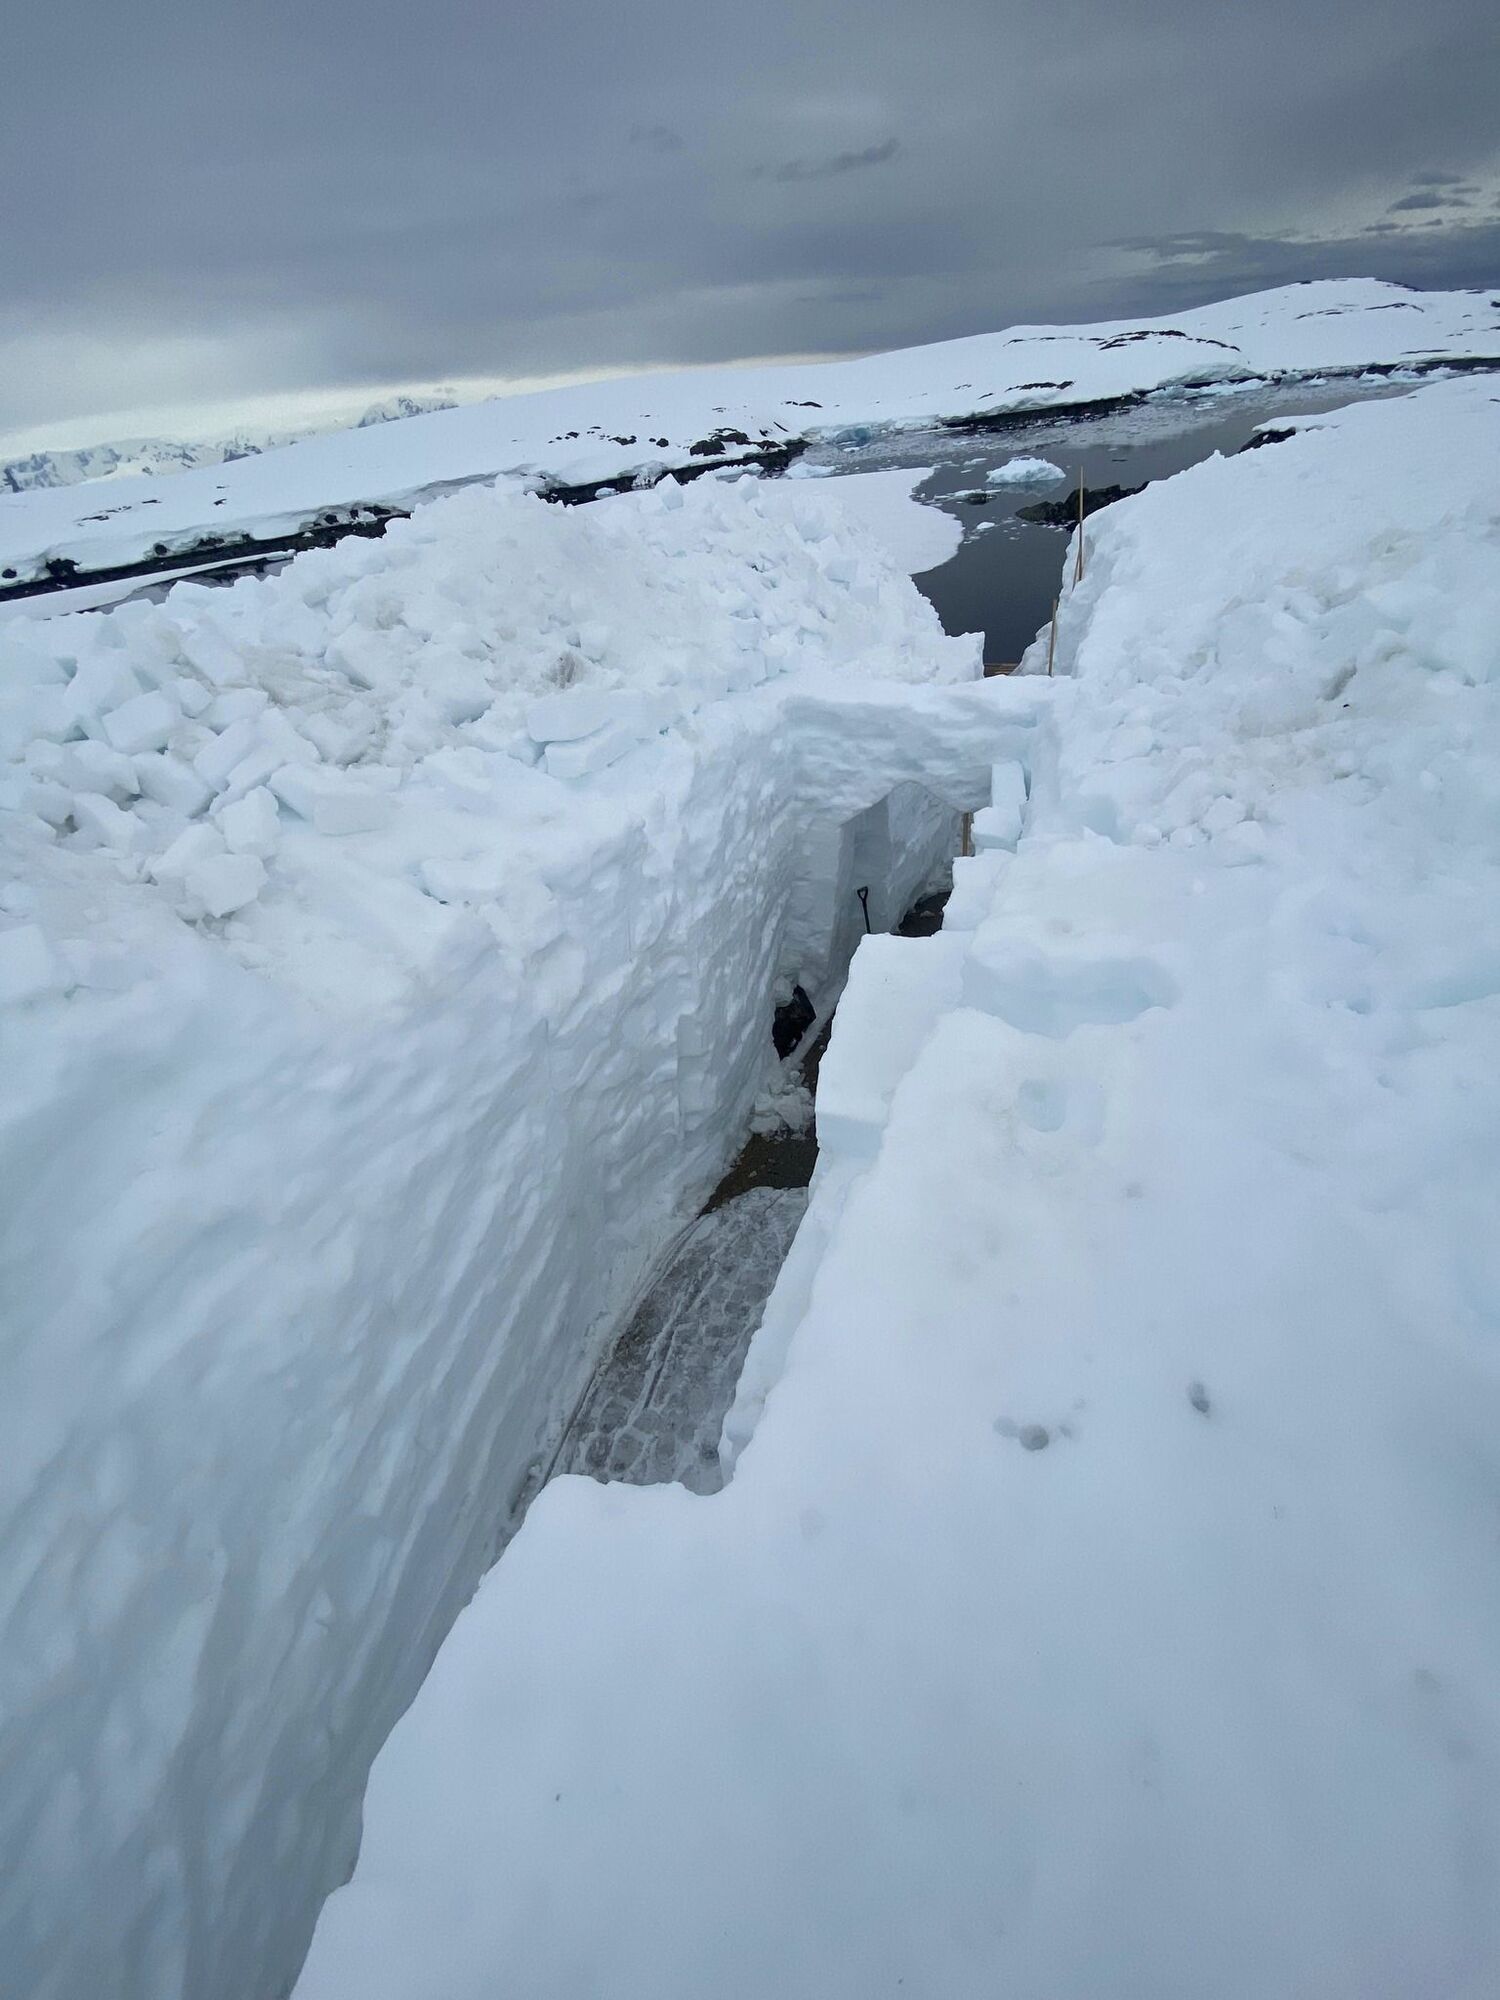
[0,471,1050,2000]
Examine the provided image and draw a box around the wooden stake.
[1074,469,1086,584]
[1046,596,1059,677]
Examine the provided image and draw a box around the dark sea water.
[791,378,1411,664]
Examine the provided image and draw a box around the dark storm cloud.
[752,138,901,183]
[1106,217,1500,312]
[1389,191,1455,212]
[630,124,684,153]
[1,0,1498,439]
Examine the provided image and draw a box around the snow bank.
[2,278,1495,588]
[0,467,1048,2000]
[294,375,1500,2000]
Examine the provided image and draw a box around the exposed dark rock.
[1098,328,1239,352]
[1015,482,1145,529]
[687,427,753,457]
[772,983,816,1059]
[1237,426,1298,453]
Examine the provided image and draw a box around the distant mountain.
[355,392,459,428]
[1,391,463,494]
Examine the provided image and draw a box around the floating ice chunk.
[102,689,179,756]
[219,787,281,859]
[0,924,64,1005]
[183,851,267,919]
[985,456,1066,487]
[269,764,396,835]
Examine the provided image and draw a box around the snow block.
[971,760,1027,853]
[63,739,139,799]
[0,924,64,1005]
[269,764,395,835]
[544,719,646,780]
[102,689,179,756]
[815,932,966,1164]
[219,787,281,859]
[135,751,214,818]
[943,851,1010,931]
[71,791,142,851]
[526,688,668,746]
[183,852,267,919]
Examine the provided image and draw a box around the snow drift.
[0,468,1047,2000]
[294,376,1500,2000]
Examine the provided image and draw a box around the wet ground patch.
[553,888,952,1493]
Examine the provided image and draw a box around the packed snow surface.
[2,279,1495,585]
[554,1186,809,1495]
[295,375,1500,2000]
[0,462,1059,2000]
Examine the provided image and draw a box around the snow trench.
[0,470,1048,2000]
[290,376,1500,2000]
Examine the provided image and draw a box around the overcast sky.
[3,0,1498,451]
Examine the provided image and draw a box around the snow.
[2,279,1495,589]
[985,454,1065,486]
[0,463,1050,2000]
[293,373,1500,2000]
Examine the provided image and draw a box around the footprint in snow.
[994,1417,1052,1451]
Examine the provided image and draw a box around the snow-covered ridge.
[292,375,1500,2000]
[0,468,1047,2000]
[0,394,460,496]
[2,279,1495,590]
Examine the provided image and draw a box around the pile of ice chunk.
[0,469,967,1010]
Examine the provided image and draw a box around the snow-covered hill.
[0,394,459,496]
[1,279,1495,587]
